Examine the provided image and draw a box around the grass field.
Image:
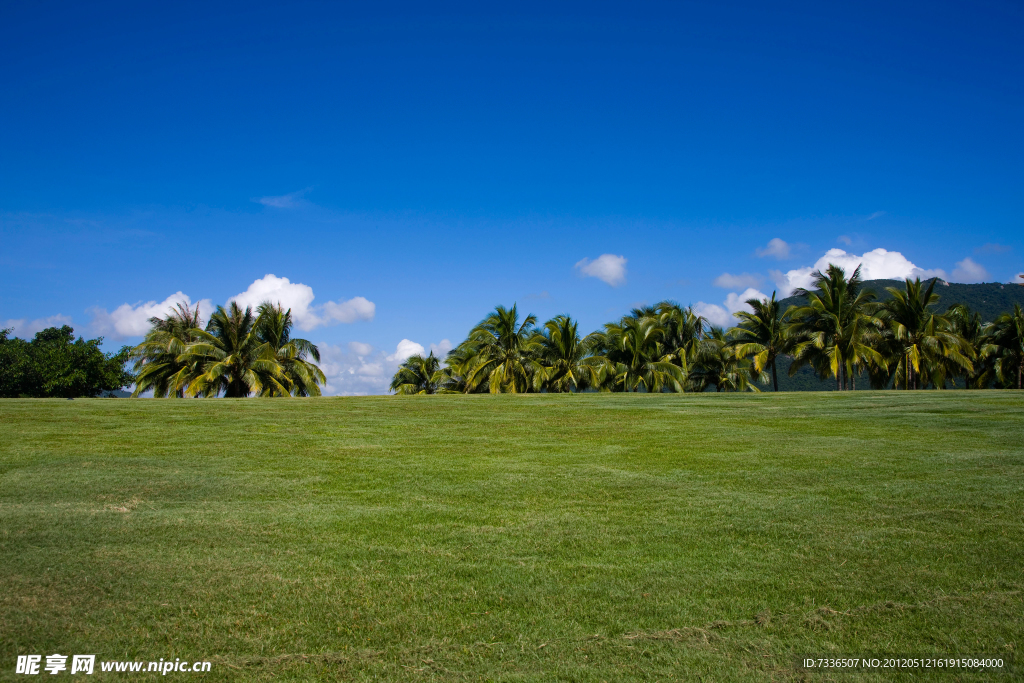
[1,393,1022,681]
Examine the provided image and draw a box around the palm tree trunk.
[1018,359,1022,390]
[772,357,778,392]
[852,370,856,391]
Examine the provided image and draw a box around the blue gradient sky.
[2,1,1021,393]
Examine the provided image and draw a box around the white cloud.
[321,297,376,324]
[229,274,374,331]
[575,254,627,286]
[255,188,310,208]
[837,235,853,246]
[89,292,213,339]
[713,272,764,290]
[318,337,451,395]
[387,339,426,362]
[318,344,391,396]
[724,288,769,314]
[695,288,768,329]
[755,238,791,259]
[866,211,885,221]
[1010,273,1024,286]
[430,339,453,356]
[693,302,731,328]
[3,314,74,338]
[348,341,373,356]
[951,257,990,284]
[770,248,947,297]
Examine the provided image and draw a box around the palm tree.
[255,303,325,396]
[533,315,606,392]
[877,278,973,390]
[984,304,1024,389]
[947,304,991,389]
[656,301,707,375]
[434,344,477,393]
[183,302,291,397]
[463,304,542,393]
[130,302,204,397]
[729,291,788,391]
[787,264,883,390]
[390,352,443,394]
[687,327,762,392]
[592,314,684,392]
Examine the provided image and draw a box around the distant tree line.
[391,265,1024,394]
[0,326,133,398]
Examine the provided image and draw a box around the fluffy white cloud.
[86,274,374,339]
[229,274,375,331]
[318,344,391,396]
[695,288,769,328]
[322,297,376,324]
[387,339,426,362]
[3,314,74,338]
[318,337,451,395]
[89,293,213,339]
[693,302,731,328]
[713,272,763,289]
[951,257,990,284]
[755,238,791,259]
[1011,273,1024,285]
[348,341,373,356]
[770,248,946,296]
[575,254,627,286]
[430,339,453,356]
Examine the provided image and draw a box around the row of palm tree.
[391,264,1024,394]
[130,301,324,397]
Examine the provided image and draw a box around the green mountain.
[778,279,1024,322]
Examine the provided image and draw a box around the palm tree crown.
[462,304,542,393]
[390,352,443,394]
[730,291,788,392]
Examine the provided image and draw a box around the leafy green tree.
[533,315,606,392]
[984,304,1024,389]
[878,278,973,390]
[787,264,883,390]
[0,326,133,398]
[390,352,443,394]
[462,304,542,393]
[729,291,788,391]
[0,329,34,397]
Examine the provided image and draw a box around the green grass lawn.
[1,393,1022,681]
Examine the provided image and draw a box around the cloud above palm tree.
[770,248,946,296]
[229,274,374,331]
[575,254,627,286]
[87,274,374,338]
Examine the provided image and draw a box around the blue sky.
[2,1,1021,393]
